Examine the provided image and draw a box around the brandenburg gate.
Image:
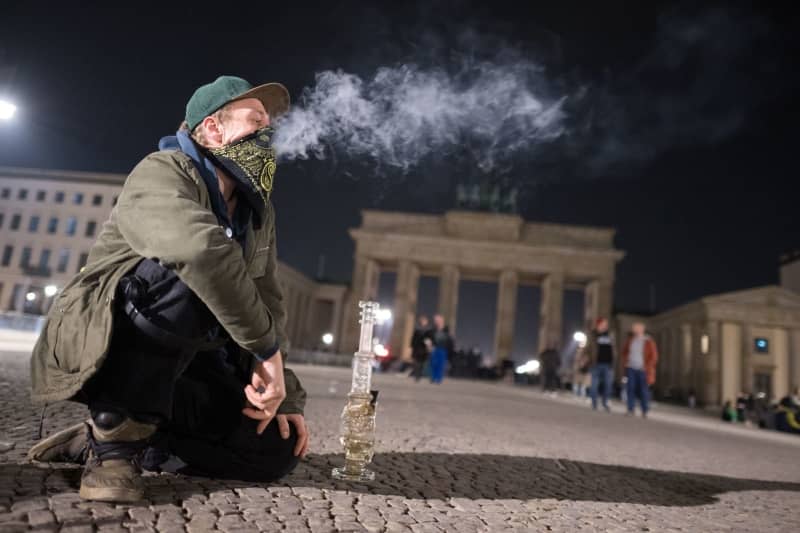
[340,210,625,362]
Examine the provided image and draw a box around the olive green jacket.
[29,150,306,414]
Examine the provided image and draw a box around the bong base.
[331,467,375,482]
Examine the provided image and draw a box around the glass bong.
[331,301,380,482]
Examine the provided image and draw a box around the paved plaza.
[1,348,799,532]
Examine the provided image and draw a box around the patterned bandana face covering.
[205,126,277,221]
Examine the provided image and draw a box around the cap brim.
[233,82,290,119]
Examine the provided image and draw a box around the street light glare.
[44,285,59,297]
[0,100,17,120]
[321,332,334,346]
[25,292,37,302]
[573,331,587,344]
[376,308,392,323]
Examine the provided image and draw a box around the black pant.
[411,355,427,381]
[80,259,299,481]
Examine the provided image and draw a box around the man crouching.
[27,75,309,502]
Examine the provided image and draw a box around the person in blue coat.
[429,314,455,384]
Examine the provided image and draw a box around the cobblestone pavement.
[2,350,799,532]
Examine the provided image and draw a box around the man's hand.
[277,414,310,458]
[242,351,286,434]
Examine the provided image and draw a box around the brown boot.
[27,421,89,464]
[79,416,156,503]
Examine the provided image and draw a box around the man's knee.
[231,419,299,481]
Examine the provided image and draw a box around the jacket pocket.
[248,248,269,279]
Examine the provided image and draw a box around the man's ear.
[201,115,224,145]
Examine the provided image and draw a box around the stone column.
[437,265,460,335]
[341,257,380,354]
[493,270,518,363]
[791,329,800,393]
[740,324,753,393]
[721,322,743,403]
[389,261,420,362]
[329,295,344,352]
[0,281,16,312]
[297,293,311,348]
[584,278,613,331]
[773,328,790,400]
[681,323,693,395]
[538,271,564,352]
[704,320,722,406]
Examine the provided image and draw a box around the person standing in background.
[429,314,454,384]
[589,317,615,412]
[410,315,432,382]
[621,322,659,418]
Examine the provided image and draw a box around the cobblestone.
[2,353,800,531]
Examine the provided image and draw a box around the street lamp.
[321,332,334,346]
[0,99,16,120]
[44,285,58,297]
[25,291,37,302]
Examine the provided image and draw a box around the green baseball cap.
[185,75,290,131]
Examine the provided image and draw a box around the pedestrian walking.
[589,317,615,411]
[621,322,659,417]
[540,347,561,392]
[410,315,433,381]
[573,349,590,397]
[429,314,454,384]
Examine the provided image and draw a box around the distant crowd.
[721,389,800,435]
[386,313,800,436]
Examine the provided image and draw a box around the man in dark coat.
[410,315,432,381]
[28,76,308,502]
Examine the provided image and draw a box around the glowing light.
[0,100,16,120]
[44,285,58,297]
[25,292,37,302]
[322,332,334,346]
[376,309,392,324]
[573,331,587,344]
[515,359,541,375]
[373,343,389,357]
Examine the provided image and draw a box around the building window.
[85,220,97,238]
[1,245,12,267]
[17,189,28,200]
[754,337,769,354]
[39,248,51,269]
[57,249,70,273]
[1,188,10,199]
[66,217,77,236]
[54,191,65,203]
[700,334,709,355]
[77,252,89,272]
[92,194,103,206]
[73,192,84,205]
[10,214,21,230]
[28,215,40,233]
[19,246,32,268]
[47,217,59,234]
[36,190,46,202]
[0,213,4,229]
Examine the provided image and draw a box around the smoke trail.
[273,60,567,172]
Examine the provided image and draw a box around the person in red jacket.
[621,322,659,417]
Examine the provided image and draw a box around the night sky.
[1,2,798,357]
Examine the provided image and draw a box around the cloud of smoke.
[273,60,567,172]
